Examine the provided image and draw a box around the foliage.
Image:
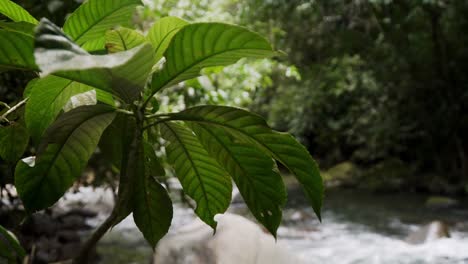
[0,0,323,260]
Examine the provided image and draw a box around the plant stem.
[0,98,28,123]
[73,212,117,264]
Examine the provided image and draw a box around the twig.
[0,98,28,123]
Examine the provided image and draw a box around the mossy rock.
[323,161,360,187]
[425,196,459,209]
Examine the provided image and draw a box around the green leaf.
[25,75,115,143]
[147,17,189,62]
[63,0,141,47]
[0,21,35,36]
[0,225,26,262]
[172,106,323,220]
[160,122,231,228]
[0,0,38,24]
[0,123,29,162]
[105,27,146,53]
[0,30,36,71]
[144,142,165,177]
[188,123,286,236]
[35,19,155,103]
[133,143,172,247]
[151,23,277,93]
[15,105,116,212]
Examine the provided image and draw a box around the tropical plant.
[0,0,323,262]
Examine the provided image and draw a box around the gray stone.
[405,221,450,245]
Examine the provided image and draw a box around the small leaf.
[34,19,155,103]
[0,224,26,262]
[147,17,189,62]
[0,30,36,71]
[0,123,29,162]
[188,123,286,236]
[0,0,38,24]
[133,143,172,247]
[25,75,114,142]
[63,90,97,112]
[63,0,141,48]
[151,23,277,93]
[105,27,146,53]
[160,122,231,228]
[15,105,116,212]
[172,105,323,220]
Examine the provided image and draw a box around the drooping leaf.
[188,123,286,236]
[172,105,323,220]
[34,19,155,103]
[0,21,35,36]
[99,113,135,169]
[62,0,141,48]
[106,27,146,53]
[0,123,29,162]
[160,122,231,228]
[143,142,165,177]
[0,225,26,262]
[15,105,116,212]
[0,30,36,71]
[133,142,172,247]
[147,17,189,62]
[0,0,38,24]
[151,23,277,93]
[25,75,114,143]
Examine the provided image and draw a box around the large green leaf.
[0,225,26,262]
[105,27,146,53]
[15,105,116,212]
[0,30,36,71]
[172,106,323,219]
[0,0,38,24]
[62,0,141,48]
[0,123,29,162]
[25,75,115,142]
[147,17,189,62]
[188,123,286,236]
[160,122,231,228]
[133,142,172,247]
[35,19,155,103]
[0,21,35,36]
[151,23,277,93]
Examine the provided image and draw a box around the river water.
[93,188,468,264]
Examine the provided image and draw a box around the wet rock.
[358,159,410,192]
[59,215,91,230]
[425,196,459,210]
[405,221,450,244]
[154,213,300,264]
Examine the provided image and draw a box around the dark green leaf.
[147,16,189,62]
[0,0,38,24]
[25,75,114,142]
[172,105,323,220]
[160,122,231,228]
[105,27,146,53]
[0,123,29,162]
[151,23,277,93]
[99,113,135,168]
[63,0,141,49]
[0,30,36,71]
[0,21,35,36]
[35,19,155,103]
[188,123,286,236]
[15,105,116,212]
[133,143,172,247]
[0,225,26,262]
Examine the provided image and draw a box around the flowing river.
[91,188,468,264]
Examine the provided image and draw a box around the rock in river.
[154,213,299,264]
[405,221,450,245]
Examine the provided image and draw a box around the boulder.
[405,221,450,244]
[154,213,300,264]
[358,158,410,192]
[323,161,360,187]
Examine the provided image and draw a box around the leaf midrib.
[162,123,212,218]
